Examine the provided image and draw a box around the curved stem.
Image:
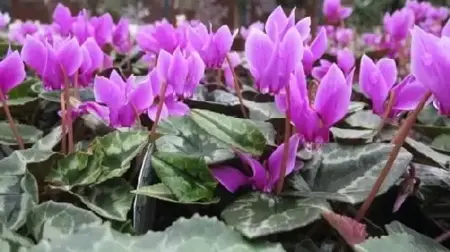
[62,70,73,154]
[275,84,292,195]
[60,93,67,154]
[436,230,450,243]
[355,91,432,221]
[149,82,168,137]
[374,91,395,139]
[0,90,24,149]
[225,55,248,118]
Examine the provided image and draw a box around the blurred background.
[2,0,450,30]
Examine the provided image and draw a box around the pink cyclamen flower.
[323,0,353,24]
[265,6,311,42]
[291,64,353,145]
[77,37,105,87]
[112,18,132,54]
[88,70,153,127]
[222,51,241,88]
[136,20,184,55]
[212,134,300,193]
[0,12,10,29]
[90,13,114,46]
[312,48,355,80]
[359,55,428,117]
[383,8,415,42]
[302,27,328,75]
[245,27,303,94]
[21,35,83,90]
[71,10,95,45]
[411,25,450,115]
[147,68,190,121]
[0,50,26,96]
[240,21,264,40]
[156,48,205,98]
[187,23,237,69]
[8,20,39,45]
[52,3,74,36]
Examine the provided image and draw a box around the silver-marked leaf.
[38,88,95,103]
[285,143,412,204]
[191,109,267,156]
[46,130,148,189]
[243,100,284,121]
[0,150,42,231]
[132,183,219,205]
[250,120,276,146]
[330,127,374,143]
[354,221,449,252]
[415,163,450,188]
[348,102,366,114]
[151,152,217,202]
[404,137,450,169]
[0,223,34,250]
[156,116,234,164]
[221,192,331,239]
[431,134,450,154]
[0,122,43,146]
[345,110,381,129]
[26,201,102,241]
[53,178,134,221]
[32,126,62,151]
[28,215,284,252]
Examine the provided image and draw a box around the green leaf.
[0,150,42,230]
[29,215,285,252]
[38,88,95,103]
[330,127,374,143]
[53,178,134,221]
[31,126,62,151]
[431,134,450,153]
[242,100,284,121]
[46,130,148,189]
[404,137,450,169]
[417,104,445,126]
[285,143,412,204]
[26,201,102,241]
[156,116,234,164]
[413,124,450,139]
[190,109,267,156]
[348,102,366,114]
[221,192,331,239]
[151,152,217,202]
[354,221,449,252]
[0,223,34,250]
[132,183,219,205]
[0,122,43,146]
[345,110,381,129]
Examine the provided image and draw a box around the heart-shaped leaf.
[190,109,267,156]
[38,88,95,103]
[151,152,217,202]
[221,192,331,238]
[28,215,285,252]
[243,100,284,121]
[345,110,381,129]
[0,122,43,146]
[430,134,450,153]
[330,127,374,143]
[404,137,450,169]
[285,143,412,204]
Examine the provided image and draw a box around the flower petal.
[211,166,249,193]
[267,134,300,190]
[310,27,328,60]
[265,6,287,41]
[245,29,275,81]
[295,17,311,41]
[56,38,82,76]
[359,55,390,114]
[236,152,267,192]
[376,58,397,88]
[21,35,47,74]
[93,76,125,108]
[392,75,429,111]
[0,51,26,94]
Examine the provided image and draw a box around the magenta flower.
[442,19,450,37]
[71,10,95,45]
[112,18,132,54]
[222,51,241,88]
[265,6,311,41]
[240,21,264,40]
[323,0,353,24]
[245,27,303,94]
[90,70,153,127]
[302,27,328,75]
[411,26,450,115]
[291,64,353,145]
[0,12,10,30]
[77,37,105,87]
[147,69,190,121]
[383,9,415,42]
[8,20,39,45]
[21,35,83,90]
[312,48,354,80]
[212,134,300,193]
[0,50,26,95]
[187,23,236,69]
[360,55,428,117]
[156,48,205,98]
[52,3,74,36]
[136,20,184,55]
[90,13,114,46]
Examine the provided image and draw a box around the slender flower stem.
[216,68,222,87]
[436,230,450,243]
[62,70,74,154]
[374,91,395,138]
[355,91,432,221]
[149,82,168,137]
[60,93,67,154]
[275,84,292,195]
[73,71,80,100]
[0,90,24,149]
[226,55,248,118]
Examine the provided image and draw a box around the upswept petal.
[214,25,234,58]
[310,27,328,60]
[236,152,267,191]
[52,3,73,36]
[185,51,205,96]
[81,37,103,72]
[359,55,390,114]
[337,48,355,74]
[391,75,429,111]
[376,58,397,88]
[21,35,47,74]
[314,64,350,126]
[93,76,125,108]
[244,29,275,81]
[211,166,249,193]
[56,37,82,76]
[165,98,190,117]
[0,51,26,94]
[279,26,304,73]
[156,49,172,81]
[129,79,153,111]
[442,19,450,37]
[339,7,353,19]
[265,6,288,41]
[267,134,300,190]
[168,48,188,96]
[295,17,311,40]
[147,102,169,121]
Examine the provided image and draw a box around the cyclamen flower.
[0,50,26,96]
[222,51,241,88]
[77,37,106,87]
[359,55,428,117]
[411,26,450,115]
[212,134,300,193]
[245,27,303,94]
[112,18,132,54]
[291,64,353,145]
[90,13,114,46]
[323,0,353,24]
[136,20,185,55]
[302,27,328,75]
[0,12,10,29]
[87,70,152,127]
[157,48,205,98]
[240,21,264,40]
[384,9,415,42]
[52,3,74,36]
[21,35,83,90]
[8,20,40,44]
[312,48,354,81]
[264,6,311,42]
[71,10,95,44]
[187,23,236,69]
